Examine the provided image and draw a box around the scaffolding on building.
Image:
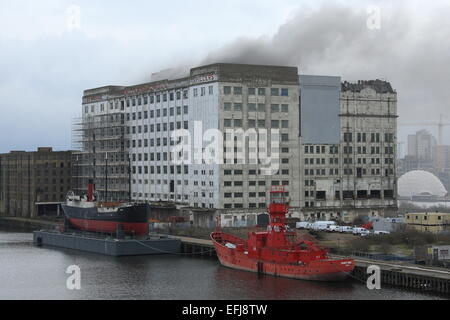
[71,111,130,202]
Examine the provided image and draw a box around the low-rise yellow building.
[405,212,450,233]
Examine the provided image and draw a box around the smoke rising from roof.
[201,3,450,143]
[202,5,408,75]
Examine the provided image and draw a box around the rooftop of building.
[406,212,450,216]
[341,79,395,94]
[0,147,73,156]
[83,63,299,99]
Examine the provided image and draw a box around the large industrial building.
[75,63,301,212]
[0,147,72,217]
[75,63,398,223]
[299,77,398,222]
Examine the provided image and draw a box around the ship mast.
[105,152,108,202]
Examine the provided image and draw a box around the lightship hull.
[211,231,355,282]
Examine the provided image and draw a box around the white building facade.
[77,63,301,211]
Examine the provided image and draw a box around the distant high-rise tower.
[406,129,437,171]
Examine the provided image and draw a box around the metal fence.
[330,248,415,262]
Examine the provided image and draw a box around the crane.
[398,114,450,146]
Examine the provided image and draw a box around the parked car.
[353,227,371,236]
[374,230,391,235]
[338,226,354,233]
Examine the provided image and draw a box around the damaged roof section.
[341,79,395,94]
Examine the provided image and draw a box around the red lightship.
[211,186,355,281]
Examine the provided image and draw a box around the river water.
[0,231,446,300]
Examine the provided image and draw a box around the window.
[224,86,231,94]
[233,87,242,95]
[271,104,280,113]
[248,88,256,95]
[258,88,266,95]
[271,88,279,96]
[281,88,289,96]
[344,132,352,142]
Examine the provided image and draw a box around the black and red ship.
[62,182,149,236]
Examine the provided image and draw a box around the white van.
[311,221,336,231]
[338,226,354,233]
[328,225,340,232]
[296,222,310,229]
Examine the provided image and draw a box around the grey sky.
[0,0,449,153]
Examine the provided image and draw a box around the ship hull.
[211,232,355,282]
[62,203,149,236]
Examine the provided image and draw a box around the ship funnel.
[87,179,95,202]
